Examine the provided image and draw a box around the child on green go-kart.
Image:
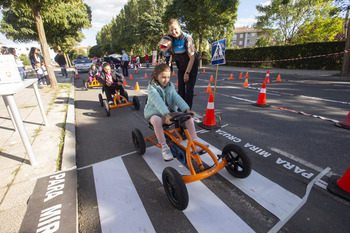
[144,63,208,162]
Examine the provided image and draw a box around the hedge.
[224,41,346,70]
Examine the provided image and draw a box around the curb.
[61,77,76,170]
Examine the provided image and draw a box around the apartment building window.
[233,35,237,40]
[239,41,243,45]
[240,34,243,38]
[251,33,256,37]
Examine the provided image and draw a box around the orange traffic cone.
[335,112,350,130]
[327,167,350,201]
[123,79,128,86]
[245,72,249,78]
[242,78,249,87]
[176,80,178,86]
[134,65,138,73]
[144,73,148,79]
[134,82,140,91]
[264,70,271,83]
[129,74,133,80]
[205,83,213,93]
[229,73,234,80]
[276,74,281,81]
[209,74,214,82]
[253,82,269,107]
[203,69,206,73]
[172,71,176,76]
[239,72,243,78]
[75,67,80,79]
[198,93,219,130]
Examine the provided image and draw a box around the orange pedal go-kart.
[98,89,140,117]
[132,112,252,210]
[83,77,102,89]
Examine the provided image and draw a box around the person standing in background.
[55,50,68,78]
[145,54,150,68]
[121,50,129,77]
[9,47,27,80]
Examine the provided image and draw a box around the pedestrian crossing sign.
[211,39,226,65]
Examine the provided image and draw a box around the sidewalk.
[0,71,75,233]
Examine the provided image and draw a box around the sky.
[0,0,270,47]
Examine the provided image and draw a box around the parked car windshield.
[75,59,91,64]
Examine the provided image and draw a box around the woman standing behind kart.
[144,64,205,162]
[168,19,199,109]
[98,63,126,105]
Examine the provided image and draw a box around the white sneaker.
[195,142,209,153]
[108,101,114,105]
[162,146,173,161]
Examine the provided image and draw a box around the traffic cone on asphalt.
[245,72,249,78]
[198,93,220,130]
[209,74,214,82]
[239,72,243,78]
[327,167,350,201]
[176,80,178,86]
[242,78,249,87]
[123,79,128,86]
[172,71,176,76]
[335,112,350,130]
[253,82,269,107]
[134,65,138,73]
[276,74,281,81]
[129,74,133,80]
[75,67,80,79]
[229,73,234,80]
[144,73,148,79]
[205,83,213,93]
[264,70,271,83]
[203,69,206,73]
[134,82,140,91]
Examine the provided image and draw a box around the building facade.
[231,27,264,48]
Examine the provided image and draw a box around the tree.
[0,0,90,89]
[89,45,103,58]
[336,0,350,76]
[164,0,239,67]
[254,0,339,45]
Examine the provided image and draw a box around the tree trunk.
[341,18,350,77]
[32,6,58,89]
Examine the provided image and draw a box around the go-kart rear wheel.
[132,128,146,155]
[98,94,103,107]
[103,100,110,117]
[223,144,251,178]
[162,167,188,210]
[133,96,140,110]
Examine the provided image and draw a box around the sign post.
[0,55,38,166]
[211,39,227,100]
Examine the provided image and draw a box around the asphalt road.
[75,66,350,233]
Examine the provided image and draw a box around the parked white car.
[75,58,92,72]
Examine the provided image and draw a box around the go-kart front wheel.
[162,167,188,210]
[132,128,146,155]
[133,96,140,110]
[98,93,103,107]
[103,100,110,117]
[223,144,251,178]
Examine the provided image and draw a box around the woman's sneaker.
[195,142,209,154]
[162,146,173,161]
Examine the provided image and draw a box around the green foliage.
[19,53,30,66]
[255,0,341,44]
[89,45,103,58]
[225,41,345,70]
[96,0,169,57]
[0,0,91,51]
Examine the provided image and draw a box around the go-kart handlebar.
[170,112,194,123]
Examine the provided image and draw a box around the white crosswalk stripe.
[92,139,303,232]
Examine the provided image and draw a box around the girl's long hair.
[150,63,171,86]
